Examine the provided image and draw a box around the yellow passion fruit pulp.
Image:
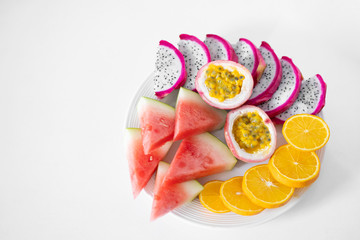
[204,64,245,102]
[232,112,271,154]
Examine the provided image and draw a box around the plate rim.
[125,73,325,227]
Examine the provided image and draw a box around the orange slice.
[269,144,320,188]
[242,165,294,208]
[282,114,330,151]
[199,180,230,213]
[220,176,264,215]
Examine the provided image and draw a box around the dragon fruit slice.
[233,38,266,84]
[204,34,238,62]
[178,34,211,91]
[246,42,282,105]
[153,40,187,99]
[257,56,302,118]
[272,74,327,124]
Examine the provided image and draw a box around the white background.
[1,0,359,239]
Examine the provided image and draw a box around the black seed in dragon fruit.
[153,40,187,99]
[178,34,211,91]
[257,56,302,118]
[246,41,282,105]
[204,34,238,62]
[272,74,327,124]
[233,38,266,85]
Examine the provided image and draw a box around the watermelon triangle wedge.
[173,88,227,141]
[150,161,203,221]
[137,97,175,155]
[125,128,172,198]
[164,132,237,185]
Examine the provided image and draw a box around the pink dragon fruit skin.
[153,40,187,99]
[246,41,282,105]
[311,74,327,114]
[254,47,267,82]
[257,56,302,118]
[178,34,211,91]
[233,38,267,85]
[204,34,238,62]
[272,74,327,124]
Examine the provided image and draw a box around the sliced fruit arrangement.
[246,42,282,105]
[224,105,277,163]
[163,132,237,184]
[242,164,295,208]
[195,60,254,109]
[204,34,238,62]
[125,128,172,198]
[151,161,203,221]
[220,176,264,215]
[199,180,230,213]
[137,97,175,155]
[283,114,330,151]
[268,144,320,188]
[272,74,327,124]
[173,87,227,141]
[257,56,302,118]
[127,34,329,221]
[178,34,211,91]
[153,40,186,99]
[233,38,266,84]
[198,115,329,215]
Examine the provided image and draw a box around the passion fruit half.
[224,105,276,162]
[195,60,253,109]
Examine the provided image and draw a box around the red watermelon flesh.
[150,161,203,221]
[173,87,227,141]
[137,97,175,155]
[164,132,237,185]
[125,128,172,198]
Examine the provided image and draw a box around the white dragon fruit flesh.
[246,42,282,105]
[153,40,187,99]
[272,74,327,124]
[233,38,266,84]
[178,34,211,91]
[204,34,238,62]
[257,56,302,118]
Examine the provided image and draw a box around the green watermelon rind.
[175,87,227,130]
[124,128,173,154]
[162,132,238,186]
[124,127,141,136]
[157,162,204,201]
[201,132,238,170]
[151,161,204,220]
[136,97,175,154]
[125,128,173,198]
[137,96,175,116]
[181,179,204,202]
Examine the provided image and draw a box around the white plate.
[125,73,325,227]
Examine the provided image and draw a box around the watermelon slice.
[173,87,227,141]
[164,132,237,184]
[125,128,172,198]
[150,161,203,221]
[137,97,175,155]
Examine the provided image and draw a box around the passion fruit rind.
[224,105,277,163]
[195,60,254,110]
